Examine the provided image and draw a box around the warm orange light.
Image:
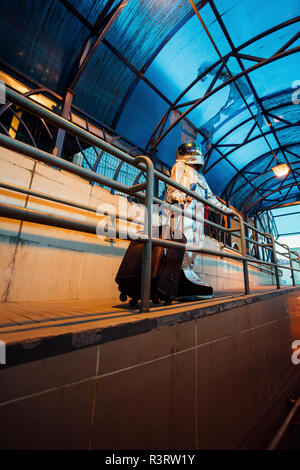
[272,163,290,178]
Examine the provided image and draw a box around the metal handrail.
[267,396,300,450]
[0,89,299,311]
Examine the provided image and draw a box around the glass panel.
[73,43,137,128]
[226,134,277,169]
[213,108,254,143]
[0,0,90,95]
[116,79,169,149]
[105,0,193,70]
[276,126,300,147]
[273,210,300,234]
[241,21,300,58]
[205,158,236,195]
[214,0,298,48]
[145,4,230,102]
[248,52,300,97]
[67,0,119,25]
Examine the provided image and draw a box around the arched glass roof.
[0,0,299,216]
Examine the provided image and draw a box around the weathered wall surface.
[0,289,299,449]
[0,147,274,303]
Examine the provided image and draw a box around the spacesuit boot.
[181,198,209,288]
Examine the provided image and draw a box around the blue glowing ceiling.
[0,0,299,215]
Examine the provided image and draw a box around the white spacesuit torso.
[166,159,229,212]
[165,152,230,276]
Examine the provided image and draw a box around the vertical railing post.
[150,148,159,198]
[268,234,280,289]
[293,251,300,284]
[134,156,154,313]
[291,251,300,270]
[53,89,74,157]
[253,217,260,260]
[291,251,300,285]
[243,212,249,256]
[236,214,250,295]
[283,244,296,287]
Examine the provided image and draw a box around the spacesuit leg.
[182,200,209,287]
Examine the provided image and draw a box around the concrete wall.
[0,147,274,303]
[0,289,299,449]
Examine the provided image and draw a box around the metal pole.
[53,89,74,157]
[267,396,300,450]
[291,250,300,268]
[237,213,250,295]
[0,134,132,194]
[0,133,233,235]
[133,156,154,313]
[282,244,296,286]
[150,148,159,198]
[268,234,281,289]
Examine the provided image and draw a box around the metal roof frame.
[208,0,300,194]
[1,0,299,216]
[225,144,300,200]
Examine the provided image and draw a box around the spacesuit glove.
[175,195,186,205]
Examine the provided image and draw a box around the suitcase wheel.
[151,295,160,305]
[119,292,127,302]
[129,297,138,307]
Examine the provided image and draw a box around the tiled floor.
[0,286,299,449]
[0,285,278,325]
[0,284,293,346]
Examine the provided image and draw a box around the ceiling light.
[272,163,290,178]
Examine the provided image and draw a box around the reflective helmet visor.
[176,141,203,166]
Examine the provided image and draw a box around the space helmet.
[176,141,204,166]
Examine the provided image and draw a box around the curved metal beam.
[0,88,46,117]
[225,144,300,200]
[148,22,300,150]
[8,107,36,148]
[241,167,300,213]
[172,16,300,108]
[205,122,298,175]
[0,88,54,143]
[151,46,299,149]
[208,0,300,196]
[245,182,300,214]
[203,94,295,169]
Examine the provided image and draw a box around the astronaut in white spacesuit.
[166,141,231,284]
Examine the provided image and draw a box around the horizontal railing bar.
[3,88,299,269]
[1,88,299,308]
[1,202,299,275]
[0,132,233,233]
[0,181,144,226]
[0,134,140,196]
[5,87,140,167]
[276,251,292,258]
[152,198,232,232]
[128,182,147,194]
[243,221,278,240]
[244,236,273,248]
[4,88,238,217]
[226,230,273,251]
[275,240,295,251]
[155,241,298,272]
[0,202,137,239]
[148,239,298,272]
[0,179,230,237]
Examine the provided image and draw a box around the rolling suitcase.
[116,227,186,307]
